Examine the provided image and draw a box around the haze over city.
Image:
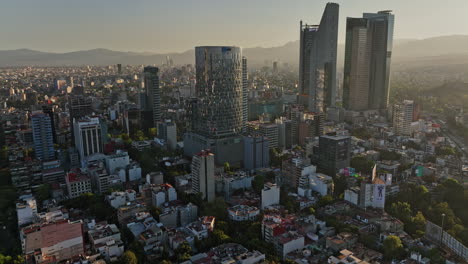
[2,0,468,52]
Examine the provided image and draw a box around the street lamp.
[440,213,446,246]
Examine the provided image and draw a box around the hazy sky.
[2,0,467,53]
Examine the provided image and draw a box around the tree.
[383,235,404,260]
[223,162,230,172]
[388,202,412,223]
[120,250,138,264]
[36,184,51,202]
[175,241,192,262]
[148,205,161,221]
[252,174,265,194]
[148,128,157,138]
[350,156,375,175]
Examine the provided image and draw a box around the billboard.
[373,184,386,208]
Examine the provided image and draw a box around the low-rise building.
[106,190,137,209]
[65,168,92,198]
[88,222,124,262]
[228,204,260,221]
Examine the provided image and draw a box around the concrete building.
[299,3,339,112]
[65,168,92,198]
[151,183,177,207]
[106,190,137,209]
[21,218,84,263]
[243,135,269,171]
[73,117,104,165]
[261,182,280,209]
[16,193,37,227]
[88,222,124,261]
[393,100,415,136]
[191,150,215,202]
[247,121,279,150]
[158,121,177,150]
[228,205,260,221]
[105,151,130,175]
[31,111,55,161]
[274,232,305,259]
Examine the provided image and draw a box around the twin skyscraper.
[299,3,394,114]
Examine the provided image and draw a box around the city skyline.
[2,0,468,53]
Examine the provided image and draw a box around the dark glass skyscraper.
[143,66,161,128]
[194,46,243,138]
[343,11,394,111]
[299,3,339,113]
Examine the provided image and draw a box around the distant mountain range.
[2,35,468,69]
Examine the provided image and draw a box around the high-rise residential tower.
[343,11,394,111]
[191,150,215,202]
[393,100,414,136]
[194,46,243,138]
[242,56,248,132]
[299,3,339,113]
[31,111,55,161]
[144,66,161,128]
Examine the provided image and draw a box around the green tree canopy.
[383,235,404,260]
[120,250,137,264]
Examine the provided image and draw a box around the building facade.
[191,150,215,202]
[31,112,55,161]
[299,3,339,112]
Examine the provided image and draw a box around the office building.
[184,46,245,165]
[69,96,92,121]
[73,117,104,164]
[243,135,269,171]
[193,46,243,137]
[31,111,55,161]
[144,66,161,128]
[299,3,339,112]
[117,64,122,74]
[343,11,394,111]
[393,100,414,136]
[318,135,351,176]
[158,121,177,150]
[191,150,215,202]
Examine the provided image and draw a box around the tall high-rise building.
[191,150,215,202]
[343,11,394,111]
[318,135,351,176]
[299,3,339,112]
[42,104,57,143]
[194,46,243,138]
[343,17,371,111]
[143,66,161,128]
[364,11,394,110]
[184,47,245,166]
[393,100,414,136]
[31,111,55,161]
[117,64,122,74]
[242,56,248,132]
[73,117,104,164]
